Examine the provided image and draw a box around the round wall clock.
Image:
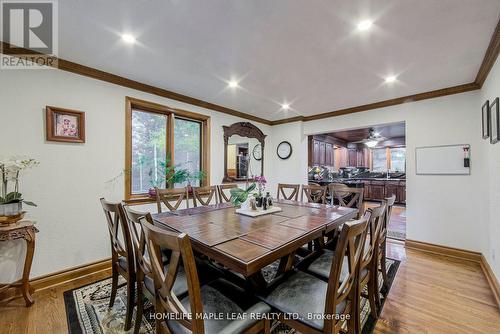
[252,144,262,161]
[277,141,292,160]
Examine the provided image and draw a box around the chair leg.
[263,318,271,334]
[109,265,119,308]
[124,276,136,331]
[349,285,360,334]
[134,283,144,334]
[380,245,388,288]
[368,279,378,318]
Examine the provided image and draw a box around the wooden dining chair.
[217,183,238,203]
[100,198,135,331]
[191,185,218,207]
[155,187,189,213]
[357,203,385,323]
[277,183,300,201]
[140,216,271,334]
[301,184,327,204]
[328,183,365,219]
[378,194,396,289]
[258,217,369,334]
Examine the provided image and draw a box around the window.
[371,148,387,172]
[390,147,406,172]
[125,97,210,202]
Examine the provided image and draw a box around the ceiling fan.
[351,128,387,147]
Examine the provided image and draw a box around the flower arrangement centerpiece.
[229,183,256,208]
[253,175,267,207]
[0,156,39,225]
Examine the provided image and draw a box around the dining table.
[152,199,358,291]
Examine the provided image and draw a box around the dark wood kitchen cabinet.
[369,181,386,200]
[398,181,406,203]
[385,181,399,199]
[309,136,340,167]
[325,142,334,166]
[348,149,357,167]
[319,141,326,165]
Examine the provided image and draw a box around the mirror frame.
[223,122,266,183]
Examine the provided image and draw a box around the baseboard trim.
[31,258,112,292]
[0,258,111,304]
[480,255,500,310]
[405,239,482,262]
[405,239,499,310]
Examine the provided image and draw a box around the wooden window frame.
[370,147,406,171]
[125,96,210,204]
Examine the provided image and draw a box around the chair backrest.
[328,183,364,218]
[100,198,134,270]
[141,214,204,334]
[155,187,189,213]
[217,184,238,203]
[191,185,218,207]
[276,183,300,201]
[324,214,370,332]
[301,184,327,204]
[124,206,153,281]
[380,194,396,244]
[360,203,386,273]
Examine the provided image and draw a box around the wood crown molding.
[406,239,499,310]
[2,15,499,126]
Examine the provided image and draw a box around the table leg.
[21,229,35,307]
[277,251,296,274]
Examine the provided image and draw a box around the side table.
[0,220,38,306]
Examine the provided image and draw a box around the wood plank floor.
[364,202,406,240]
[1,242,499,334]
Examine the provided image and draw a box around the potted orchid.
[0,156,39,222]
[253,175,267,207]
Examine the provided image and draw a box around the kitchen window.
[371,148,387,172]
[371,147,406,172]
[125,97,210,202]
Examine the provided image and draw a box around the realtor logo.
[1,0,58,69]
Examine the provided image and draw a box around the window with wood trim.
[125,97,210,202]
[370,147,406,172]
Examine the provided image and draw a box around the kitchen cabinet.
[319,141,326,165]
[362,181,371,199]
[385,181,399,200]
[369,181,386,200]
[398,181,406,203]
[325,143,334,166]
[309,136,338,167]
[348,149,357,167]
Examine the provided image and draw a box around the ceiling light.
[281,103,290,110]
[121,34,136,44]
[385,75,397,83]
[228,80,239,89]
[365,140,379,148]
[357,20,373,31]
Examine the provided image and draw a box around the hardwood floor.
[365,202,406,240]
[1,242,499,334]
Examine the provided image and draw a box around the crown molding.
[2,13,499,127]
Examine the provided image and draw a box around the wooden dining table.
[152,199,358,291]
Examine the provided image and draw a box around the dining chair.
[125,210,225,334]
[217,183,238,203]
[328,183,365,219]
[155,187,189,213]
[301,184,327,204]
[140,217,271,334]
[276,183,300,201]
[258,217,369,334]
[100,198,135,331]
[378,194,396,289]
[191,185,218,207]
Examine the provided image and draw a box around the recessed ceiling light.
[385,75,397,83]
[281,103,290,110]
[228,80,239,88]
[357,20,373,31]
[121,34,136,44]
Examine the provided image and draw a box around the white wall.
[480,56,500,279]
[268,90,491,257]
[0,67,271,280]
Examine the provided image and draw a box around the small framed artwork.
[490,97,499,144]
[482,100,489,139]
[46,106,85,143]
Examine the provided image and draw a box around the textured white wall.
[480,56,500,279]
[0,67,271,280]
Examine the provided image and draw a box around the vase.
[148,188,157,198]
[0,202,22,216]
[256,197,263,207]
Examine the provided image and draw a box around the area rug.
[64,258,400,334]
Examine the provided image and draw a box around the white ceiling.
[58,0,500,121]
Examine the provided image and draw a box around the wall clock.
[277,141,292,160]
[252,144,262,161]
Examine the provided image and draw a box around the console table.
[0,220,38,306]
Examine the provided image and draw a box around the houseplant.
[0,156,38,224]
[253,175,267,207]
[229,183,256,208]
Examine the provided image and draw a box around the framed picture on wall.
[46,106,86,143]
[482,100,489,139]
[490,97,499,144]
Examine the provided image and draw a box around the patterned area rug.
[64,259,400,334]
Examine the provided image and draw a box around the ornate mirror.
[223,122,266,182]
